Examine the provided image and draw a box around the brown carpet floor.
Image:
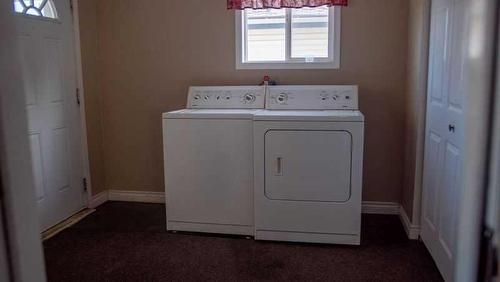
[43,202,443,282]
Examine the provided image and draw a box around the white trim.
[41,208,95,241]
[70,0,93,207]
[235,7,341,70]
[89,190,108,208]
[89,194,421,240]
[411,0,431,230]
[108,190,165,203]
[361,201,400,215]
[236,61,340,70]
[399,206,421,240]
[362,201,420,240]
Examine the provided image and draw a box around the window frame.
[13,0,59,21]
[235,6,341,70]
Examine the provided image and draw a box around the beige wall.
[81,0,410,203]
[402,0,430,222]
[78,0,106,195]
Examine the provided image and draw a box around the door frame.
[0,202,12,282]
[70,0,93,206]
[408,0,432,231]
[478,15,500,279]
[454,0,498,280]
[0,0,47,279]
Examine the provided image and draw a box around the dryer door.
[265,130,352,202]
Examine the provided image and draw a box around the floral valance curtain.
[227,0,348,10]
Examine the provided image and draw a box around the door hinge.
[76,88,80,105]
[69,0,73,13]
[82,178,88,192]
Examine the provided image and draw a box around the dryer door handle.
[275,156,283,176]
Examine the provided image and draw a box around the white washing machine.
[253,85,364,245]
[162,86,265,236]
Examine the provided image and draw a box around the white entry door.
[14,0,85,231]
[421,0,468,281]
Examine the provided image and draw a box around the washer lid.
[163,109,262,119]
[253,110,364,122]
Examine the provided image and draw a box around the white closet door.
[15,0,85,231]
[421,0,468,281]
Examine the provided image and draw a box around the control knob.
[243,93,256,103]
[276,93,288,104]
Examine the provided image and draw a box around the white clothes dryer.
[253,85,364,245]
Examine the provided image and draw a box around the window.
[13,0,58,19]
[236,6,341,69]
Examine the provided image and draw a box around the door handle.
[275,157,283,176]
[449,124,455,133]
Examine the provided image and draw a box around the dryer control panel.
[187,86,266,109]
[266,85,358,110]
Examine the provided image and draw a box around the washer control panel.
[266,85,358,110]
[187,86,265,109]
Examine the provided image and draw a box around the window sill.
[236,61,340,70]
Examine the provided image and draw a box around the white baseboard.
[399,206,421,240]
[361,201,400,215]
[89,190,108,209]
[108,189,165,203]
[42,208,95,241]
[88,191,419,240]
